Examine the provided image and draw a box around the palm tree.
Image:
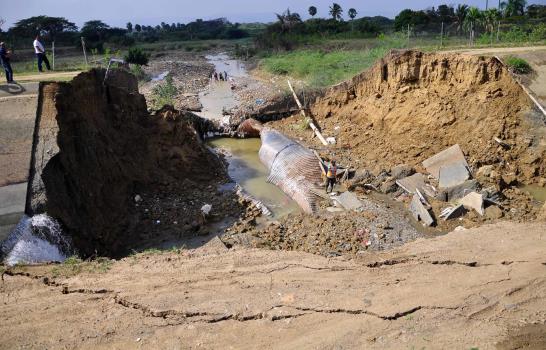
[483,8,500,44]
[455,4,469,35]
[275,8,302,32]
[348,8,358,20]
[309,6,317,18]
[465,7,483,45]
[329,3,343,21]
[504,0,527,17]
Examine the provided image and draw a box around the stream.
[201,53,299,218]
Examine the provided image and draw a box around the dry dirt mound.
[272,50,545,184]
[1,221,545,349]
[25,69,241,257]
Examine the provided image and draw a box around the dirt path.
[13,71,81,83]
[1,221,545,349]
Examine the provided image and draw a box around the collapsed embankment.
[25,69,245,257]
[273,50,545,182]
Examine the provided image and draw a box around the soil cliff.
[26,69,233,257]
[273,50,546,183]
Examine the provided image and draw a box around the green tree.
[329,3,343,21]
[465,7,483,44]
[81,20,110,42]
[126,22,132,32]
[11,16,77,40]
[504,0,527,17]
[275,9,302,33]
[483,8,500,43]
[135,24,142,32]
[527,4,546,18]
[125,47,149,65]
[455,4,469,34]
[348,8,358,20]
[309,6,317,18]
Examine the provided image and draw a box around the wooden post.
[52,41,55,70]
[287,80,328,146]
[81,37,88,66]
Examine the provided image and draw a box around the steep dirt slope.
[25,69,240,257]
[1,221,545,349]
[272,50,545,183]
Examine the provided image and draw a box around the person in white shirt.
[33,34,51,72]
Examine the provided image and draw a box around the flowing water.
[520,184,546,203]
[196,53,247,121]
[208,138,300,218]
[1,214,71,266]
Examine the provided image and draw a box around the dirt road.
[1,221,545,349]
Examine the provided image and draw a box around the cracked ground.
[1,221,546,349]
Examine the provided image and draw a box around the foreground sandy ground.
[1,221,545,349]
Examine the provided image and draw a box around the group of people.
[0,34,52,84]
[211,70,228,82]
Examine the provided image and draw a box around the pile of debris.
[395,144,502,227]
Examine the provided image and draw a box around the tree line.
[0,16,250,51]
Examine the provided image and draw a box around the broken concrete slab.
[396,173,426,195]
[326,207,345,213]
[409,195,434,227]
[334,191,363,211]
[423,144,469,179]
[442,204,467,220]
[446,180,479,201]
[459,192,484,216]
[439,162,470,189]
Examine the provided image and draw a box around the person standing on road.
[0,42,14,84]
[33,34,51,72]
[325,160,337,193]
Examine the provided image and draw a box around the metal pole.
[52,41,55,70]
[407,24,410,47]
[81,37,88,66]
[440,22,444,47]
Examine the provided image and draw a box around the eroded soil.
[1,222,545,349]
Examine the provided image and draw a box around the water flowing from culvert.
[1,214,72,266]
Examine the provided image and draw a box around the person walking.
[0,42,14,84]
[33,34,51,72]
[325,160,337,193]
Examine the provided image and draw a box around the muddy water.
[521,185,546,203]
[208,138,300,218]
[197,53,247,121]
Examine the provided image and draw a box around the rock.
[485,205,503,220]
[396,173,426,194]
[391,164,415,180]
[399,86,411,94]
[476,165,494,179]
[334,192,363,211]
[134,195,142,203]
[501,174,518,188]
[380,180,398,194]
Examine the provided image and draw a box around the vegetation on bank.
[505,56,533,74]
[260,35,406,87]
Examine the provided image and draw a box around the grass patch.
[50,256,113,278]
[259,36,405,88]
[505,56,533,74]
[260,48,386,87]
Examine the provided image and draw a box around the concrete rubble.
[459,192,485,216]
[409,194,435,226]
[334,191,364,211]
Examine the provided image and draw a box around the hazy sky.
[2,0,545,28]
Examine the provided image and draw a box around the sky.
[1,0,545,28]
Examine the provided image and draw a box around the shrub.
[505,56,532,74]
[151,75,178,109]
[124,47,150,66]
